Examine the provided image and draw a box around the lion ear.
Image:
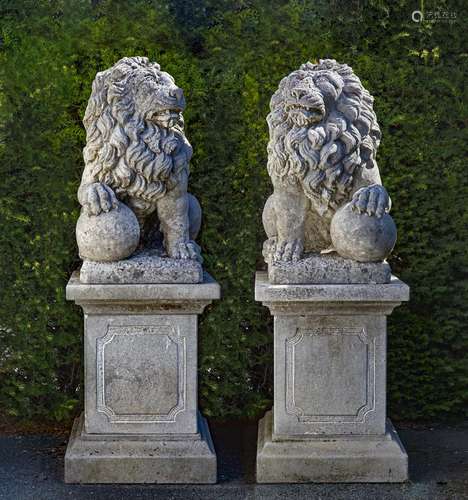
[300,61,315,71]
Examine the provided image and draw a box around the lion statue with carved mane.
[78,56,201,261]
[263,59,392,263]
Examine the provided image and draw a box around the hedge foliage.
[0,0,466,423]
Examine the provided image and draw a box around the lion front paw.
[168,240,202,263]
[264,237,304,263]
[350,185,391,218]
[83,182,119,216]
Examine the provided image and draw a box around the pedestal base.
[65,413,217,484]
[256,411,408,483]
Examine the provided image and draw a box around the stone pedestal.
[255,271,409,483]
[65,271,220,484]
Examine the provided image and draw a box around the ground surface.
[0,420,467,499]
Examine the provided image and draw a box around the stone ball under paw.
[76,202,140,262]
[330,202,397,262]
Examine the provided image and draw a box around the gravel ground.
[0,421,466,499]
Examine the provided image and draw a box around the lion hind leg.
[188,193,202,240]
[124,197,159,249]
[262,194,277,239]
[262,195,278,263]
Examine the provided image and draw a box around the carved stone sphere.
[76,202,140,262]
[330,203,397,262]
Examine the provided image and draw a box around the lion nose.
[292,88,307,100]
[170,87,184,102]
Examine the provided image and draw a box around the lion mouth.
[149,109,183,127]
[148,89,185,120]
[286,104,322,114]
[287,105,323,125]
[285,87,325,122]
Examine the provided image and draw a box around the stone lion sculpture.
[77,56,201,262]
[263,59,395,264]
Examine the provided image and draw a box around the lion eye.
[291,89,307,100]
[144,74,159,84]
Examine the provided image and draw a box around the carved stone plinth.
[80,249,203,284]
[268,253,391,285]
[255,271,409,483]
[65,271,219,484]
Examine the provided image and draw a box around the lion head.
[83,56,192,217]
[267,59,381,214]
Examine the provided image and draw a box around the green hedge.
[0,0,466,422]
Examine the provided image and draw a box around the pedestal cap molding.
[255,272,409,316]
[66,271,220,314]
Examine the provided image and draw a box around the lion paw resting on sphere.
[262,59,395,265]
[77,57,202,263]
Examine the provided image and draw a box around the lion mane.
[82,56,192,217]
[267,59,381,214]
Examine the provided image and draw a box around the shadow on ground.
[0,420,467,499]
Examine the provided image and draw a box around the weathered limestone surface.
[268,253,391,285]
[65,413,216,484]
[262,59,397,271]
[67,57,219,484]
[80,249,203,284]
[330,203,397,263]
[257,411,407,483]
[77,202,140,262]
[256,60,410,482]
[67,271,219,303]
[256,271,408,304]
[255,271,409,483]
[76,56,203,269]
[65,272,220,483]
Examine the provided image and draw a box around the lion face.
[132,67,186,129]
[267,60,381,212]
[83,57,193,216]
[281,68,348,128]
[283,78,326,128]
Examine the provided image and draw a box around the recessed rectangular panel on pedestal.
[274,315,386,438]
[84,314,197,435]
